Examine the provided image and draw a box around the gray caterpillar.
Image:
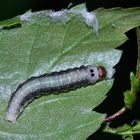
[6,65,114,123]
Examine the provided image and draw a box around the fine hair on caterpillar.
[6,65,115,123]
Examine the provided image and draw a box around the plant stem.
[103,126,117,134]
[104,107,126,122]
[103,126,140,135]
[103,27,140,137]
[136,27,140,80]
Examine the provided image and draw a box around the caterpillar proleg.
[6,65,114,123]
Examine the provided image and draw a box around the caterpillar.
[6,65,114,123]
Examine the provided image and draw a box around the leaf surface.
[0,4,140,140]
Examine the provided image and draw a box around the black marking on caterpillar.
[6,65,109,123]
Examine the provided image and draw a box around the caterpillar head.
[87,65,115,84]
[97,66,116,80]
[97,66,107,80]
[86,66,105,83]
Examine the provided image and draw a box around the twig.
[136,27,140,80]
[104,107,126,122]
[103,125,140,135]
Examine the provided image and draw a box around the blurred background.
[0,0,140,140]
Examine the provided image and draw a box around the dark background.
[0,0,140,21]
[0,0,140,140]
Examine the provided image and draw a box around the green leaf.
[124,90,136,110]
[124,73,140,109]
[122,135,133,140]
[125,23,140,109]
[132,122,140,131]
[103,121,140,139]
[130,73,140,93]
[0,16,21,29]
[0,4,140,140]
[117,124,132,132]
